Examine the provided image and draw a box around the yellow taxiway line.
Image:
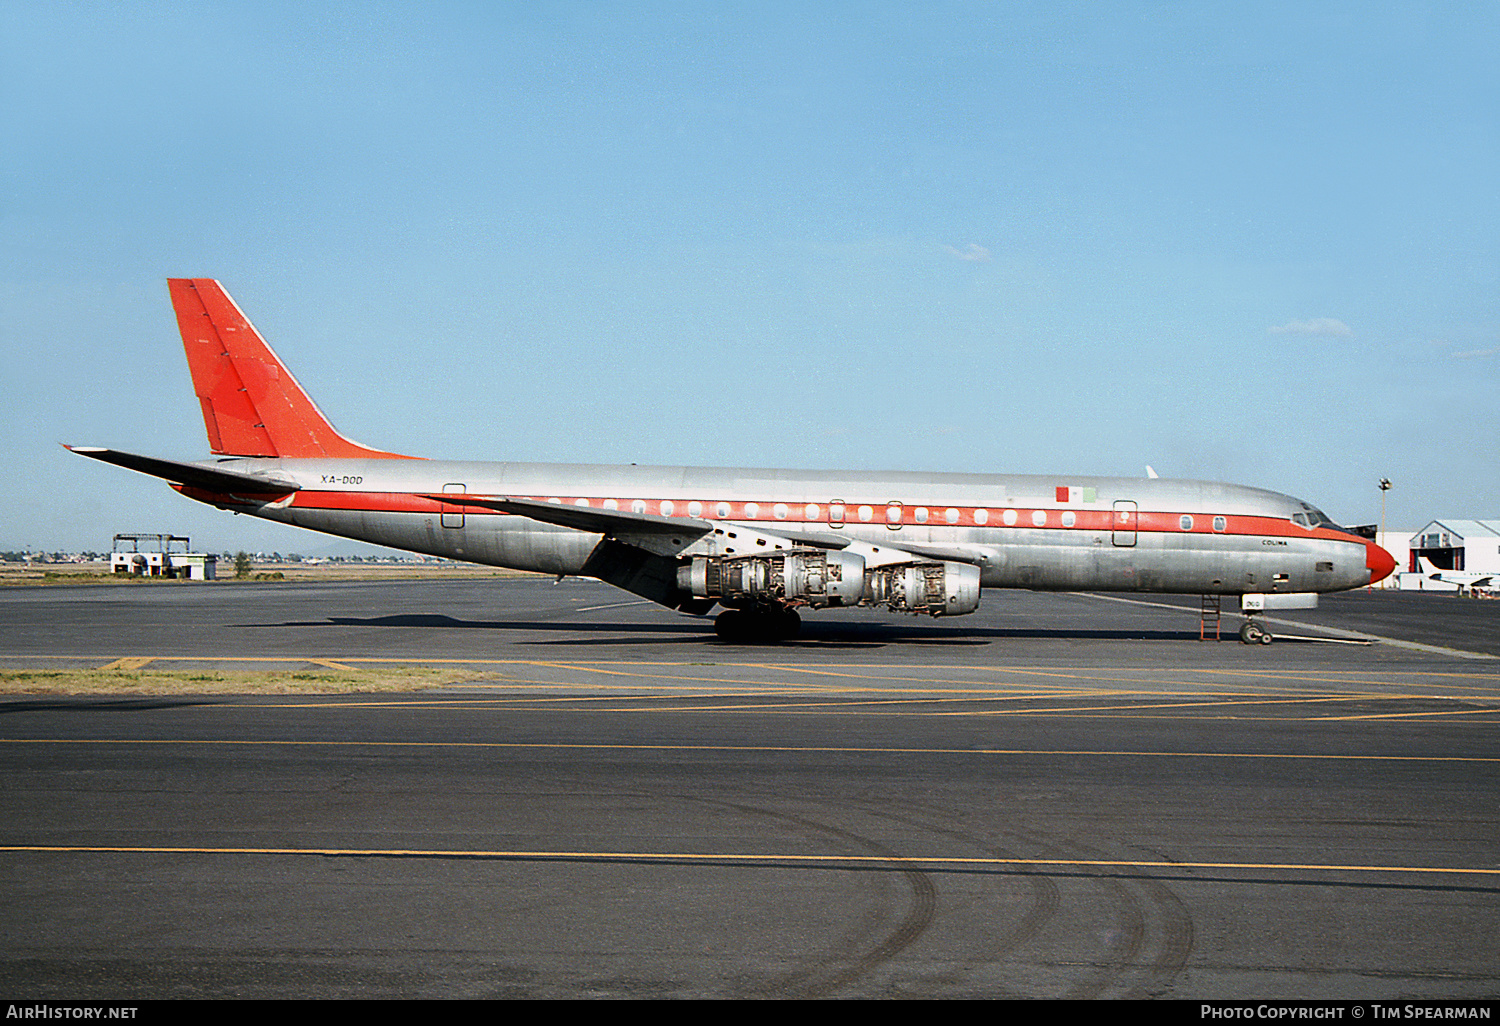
[3,844,1497,878]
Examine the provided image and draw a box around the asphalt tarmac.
[1,579,1497,999]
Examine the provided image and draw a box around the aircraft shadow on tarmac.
[0,697,219,714]
[244,613,1201,647]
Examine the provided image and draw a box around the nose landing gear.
[1239,619,1273,645]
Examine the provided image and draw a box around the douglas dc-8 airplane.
[69,279,1396,643]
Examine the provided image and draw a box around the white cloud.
[1450,346,1500,359]
[945,243,991,262]
[1268,318,1353,338]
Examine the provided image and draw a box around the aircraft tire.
[715,608,800,644]
[715,609,749,642]
[1239,621,1272,645]
[777,608,802,640]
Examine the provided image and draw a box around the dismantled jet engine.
[677,549,981,616]
[678,548,866,609]
[864,560,981,616]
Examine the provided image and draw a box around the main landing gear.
[714,606,802,643]
[1239,618,1273,645]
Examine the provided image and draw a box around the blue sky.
[3,1,1496,552]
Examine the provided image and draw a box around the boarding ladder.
[1199,594,1222,641]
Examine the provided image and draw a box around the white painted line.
[574,600,653,613]
[1075,593,1498,660]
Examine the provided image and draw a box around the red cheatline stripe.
[223,490,1361,543]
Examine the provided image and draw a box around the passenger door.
[1112,500,1137,547]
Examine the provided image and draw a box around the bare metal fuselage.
[180,456,1381,599]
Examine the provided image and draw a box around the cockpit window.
[1291,507,1338,531]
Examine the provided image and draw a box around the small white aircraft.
[1416,557,1498,596]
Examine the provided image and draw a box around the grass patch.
[0,666,494,695]
[1,564,538,586]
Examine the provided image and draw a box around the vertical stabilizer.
[169,278,414,459]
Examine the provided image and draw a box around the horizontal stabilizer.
[65,446,300,494]
[428,494,713,539]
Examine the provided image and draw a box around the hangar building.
[1409,520,1500,574]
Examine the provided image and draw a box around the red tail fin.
[168,279,414,459]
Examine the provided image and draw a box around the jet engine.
[677,548,867,608]
[679,548,981,618]
[864,560,981,616]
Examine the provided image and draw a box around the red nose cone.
[1366,541,1397,584]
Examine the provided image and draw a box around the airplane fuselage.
[177,457,1384,598]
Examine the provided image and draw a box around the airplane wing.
[1427,571,1497,590]
[65,446,300,494]
[425,494,713,539]
[433,494,983,564]
[428,494,726,610]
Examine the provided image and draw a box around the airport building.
[110,534,217,580]
[1393,519,1500,593]
[1409,520,1500,572]
[1373,530,1413,589]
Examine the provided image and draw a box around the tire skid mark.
[859,804,1062,981]
[1064,855,1146,999]
[698,798,937,998]
[1119,869,1195,998]
[1054,835,1194,998]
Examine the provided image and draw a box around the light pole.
[1378,477,1392,551]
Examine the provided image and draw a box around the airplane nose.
[1365,540,1397,584]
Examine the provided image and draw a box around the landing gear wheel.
[714,608,800,644]
[1239,621,1272,645]
[714,609,749,642]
